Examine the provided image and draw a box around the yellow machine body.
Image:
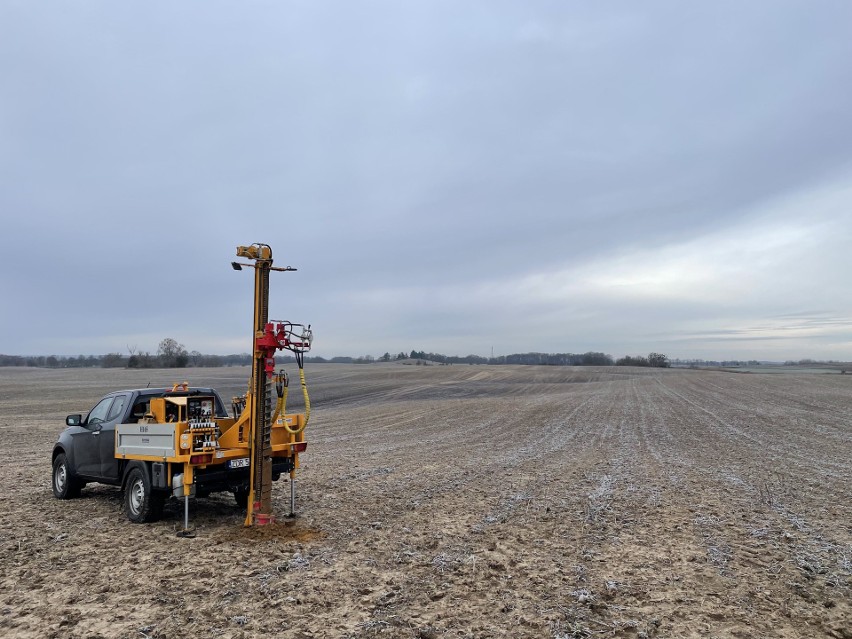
[115,399,307,495]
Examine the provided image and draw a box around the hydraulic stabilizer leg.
[176,469,196,538]
[289,471,297,517]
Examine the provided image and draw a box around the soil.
[0,364,849,638]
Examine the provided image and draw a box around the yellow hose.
[270,395,284,428]
[284,368,310,434]
[300,367,310,426]
[270,371,288,428]
[281,385,288,419]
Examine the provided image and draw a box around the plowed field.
[1,364,849,638]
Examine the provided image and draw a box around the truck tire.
[124,466,166,523]
[52,453,82,499]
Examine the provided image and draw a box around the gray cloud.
[2,1,852,360]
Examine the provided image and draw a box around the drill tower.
[233,243,312,525]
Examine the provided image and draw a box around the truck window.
[87,397,113,426]
[213,393,229,418]
[129,400,149,422]
[107,395,127,421]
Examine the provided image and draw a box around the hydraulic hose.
[300,368,310,426]
[280,385,289,420]
[270,370,288,427]
[284,367,310,434]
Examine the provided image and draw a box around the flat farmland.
[0,364,849,639]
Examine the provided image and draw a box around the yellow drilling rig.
[95,243,313,532]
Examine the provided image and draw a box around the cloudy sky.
[2,1,852,361]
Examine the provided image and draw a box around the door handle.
[92,431,100,436]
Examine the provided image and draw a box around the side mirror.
[66,414,82,427]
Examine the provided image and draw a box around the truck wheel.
[52,453,82,499]
[124,466,165,523]
[233,487,249,509]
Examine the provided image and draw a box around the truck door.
[73,396,114,477]
[99,393,129,481]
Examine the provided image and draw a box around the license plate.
[229,457,250,469]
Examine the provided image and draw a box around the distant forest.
[1,343,666,369]
[1,349,845,370]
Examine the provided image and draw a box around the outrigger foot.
[176,494,196,537]
[287,477,298,518]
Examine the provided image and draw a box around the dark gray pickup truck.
[51,387,292,522]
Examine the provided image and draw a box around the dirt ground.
[0,364,849,639]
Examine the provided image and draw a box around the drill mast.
[233,243,311,526]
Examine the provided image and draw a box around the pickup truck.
[51,387,295,522]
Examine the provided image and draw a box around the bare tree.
[158,338,189,368]
[648,353,670,368]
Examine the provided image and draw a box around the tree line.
[0,338,256,369]
[614,352,671,368]
[304,350,670,368]
[0,343,671,369]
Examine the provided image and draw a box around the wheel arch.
[51,445,67,464]
[52,445,76,475]
[121,460,150,490]
[52,434,78,472]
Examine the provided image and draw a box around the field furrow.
[0,365,849,639]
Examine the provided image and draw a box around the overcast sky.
[2,1,852,361]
